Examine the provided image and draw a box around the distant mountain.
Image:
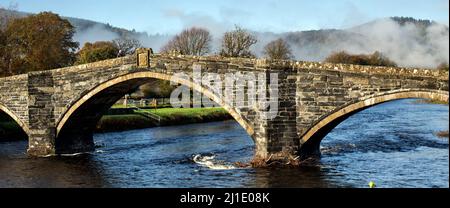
[258,17,449,68]
[1,9,448,68]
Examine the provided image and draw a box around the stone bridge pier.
[0,49,448,164]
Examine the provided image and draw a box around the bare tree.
[220,26,257,58]
[263,38,293,60]
[0,3,19,30]
[113,36,142,57]
[161,27,211,56]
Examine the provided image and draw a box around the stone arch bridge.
[0,49,448,163]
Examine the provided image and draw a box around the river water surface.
[0,99,448,188]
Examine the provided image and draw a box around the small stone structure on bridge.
[0,48,448,164]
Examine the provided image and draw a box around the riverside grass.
[97,107,232,132]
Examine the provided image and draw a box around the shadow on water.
[0,140,108,188]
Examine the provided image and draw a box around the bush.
[76,41,119,64]
[324,51,397,67]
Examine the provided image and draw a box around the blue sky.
[4,0,449,34]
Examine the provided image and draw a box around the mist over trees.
[220,26,257,58]
[76,36,142,64]
[161,27,212,56]
[263,38,293,60]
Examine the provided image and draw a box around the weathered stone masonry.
[0,49,448,162]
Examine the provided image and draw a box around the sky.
[2,0,449,34]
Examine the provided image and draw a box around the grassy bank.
[95,114,158,132]
[142,107,231,125]
[96,107,232,132]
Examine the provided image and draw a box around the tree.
[324,51,397,67]
[139,80,176,98]
[4,12,79,74]
[367,51,398,67]
[76,41,119,64]
[0,30,8,77]
[161,27,211,56]
[220,26,257,58]
[113,36,142,57]
[263,38,293,60]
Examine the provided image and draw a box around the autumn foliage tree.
[161,27,211,56]
[263,38,293,60]
[3,12,79,75]
[0,30,8,77]
[324,51,397,67]
[76,41,119,64]
[220,26,257,58]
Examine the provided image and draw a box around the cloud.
[282,18,449,68]
[346,18,449,68]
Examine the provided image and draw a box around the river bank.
[0,107,232,140]
[96,107,232,133]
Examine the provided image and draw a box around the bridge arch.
[299,89,449,157]
[0,103,29,136]
[55,71,255,153]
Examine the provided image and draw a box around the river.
[0,99,448,188]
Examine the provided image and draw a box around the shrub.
[324,51,397,67]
